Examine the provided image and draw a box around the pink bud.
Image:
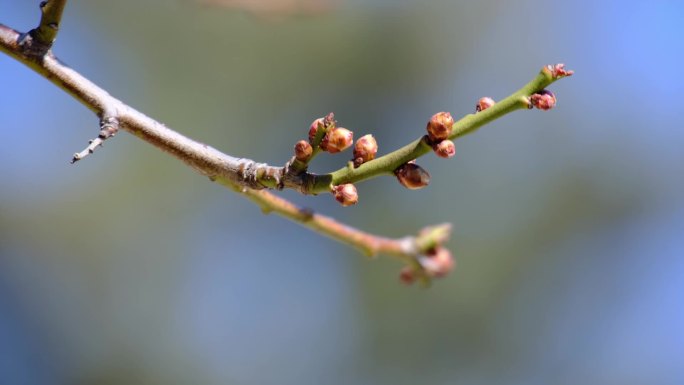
[433,139,455,159]
[419,247,454,277]
[323,127,354,154]
[530,89,557,110]
[426,112,454,142]
[353,134,378,167]
[308,113,336,144]
[332,184,358,206]
[294,140,313,162]
[308,117,325,144]
[546,63,574,79]
[395,162,430,190]
[476,97,495,112]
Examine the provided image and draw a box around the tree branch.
[0,18,455,283]
[0,3,572,284]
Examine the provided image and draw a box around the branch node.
[23,0,68,57]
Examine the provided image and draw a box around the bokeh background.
[1,1,683,384]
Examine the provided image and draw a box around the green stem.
[316,67,560,193]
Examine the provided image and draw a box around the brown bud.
[294,140,313,162]
[395,162,430,190]
[323,127,353,154]
[476,97,495,112]
[353,134,378,167]
[529,89,557,110]
[399,266,416,285]
[433,139,455,159]
[419,247,454,277]
[426,112,454,142]
[332,184,358,206]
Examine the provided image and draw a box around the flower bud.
[419,247,454,277]
[529,89,556,110]
[308,117,325,143]
[294,140,313,162]
[476,97,495,112]
[332,183,358,206]
[353,134,378,167]
[546,63,574,79]
[433,139,455,158]
[399,266,416,285]
[322,127,353,154]
[426,111,454,142]
[394,162,430,190]
[308,113,336,144]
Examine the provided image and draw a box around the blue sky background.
[1,1,683,384]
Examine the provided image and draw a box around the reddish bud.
[476,97,496,112]
[433,139,456,159]
[332,184,358,207]
[546,63,574,79]
[419,247,454,277]
[308,113,336,144]
[530,89,557,110]
[395,162,430,190]
[323,127,353,154]
[294,140,313,162]
[308,117,325,143]
[426,112,454,142]
[353,134,378,167]
[399,266,416,285]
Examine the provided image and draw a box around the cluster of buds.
[426,112,457,159]
[308,114,354,154]
[529,89,557,111]
[302,114,375,206]
[399,247,455,285]
[394,161,430,190]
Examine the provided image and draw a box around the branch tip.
[70,115,120,164]
[544,63,574,79]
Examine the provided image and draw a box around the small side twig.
[20,0,68,57]
[71,115,119,163]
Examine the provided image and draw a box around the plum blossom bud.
[294,140,313,162]
[476,97,495,112]
[308,117,325,143]
[419,247,454,277]
[529,90,556,110]
[433,139,455,159]
[332,184,358,206]
[426,112,454,142]
[546,63,574,79]
[353,134,378,167]
[399,266,416,285]
[395,162,430,190]
[322,127,353,154]
[308,113,336,144]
